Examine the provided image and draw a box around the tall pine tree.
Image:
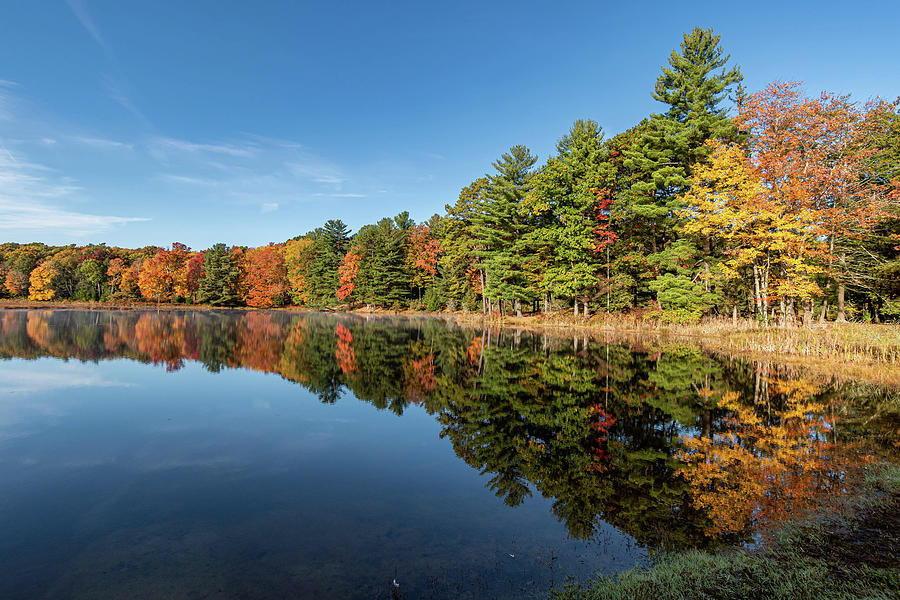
[471,145,538,316]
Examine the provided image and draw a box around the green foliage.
[10,28,899,320]
[470,145,538,307]
[619,27,743,304]
[353,215,410,307]
[423,285,442,311]
[649,273,717,322]
[525,119,612,308]
[197,243,240,306]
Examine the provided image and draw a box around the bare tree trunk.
[480,270,486,315]
[732,304,738,327]
[573,300,578,318]
[836,281,847,322]
[753,264,762,323]
[515,299,522,318]
[819,296,828,324]
[583,299,590,318]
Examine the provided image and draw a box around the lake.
[0,309,894,599]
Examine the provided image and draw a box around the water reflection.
[1,308,893,556]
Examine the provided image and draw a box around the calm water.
[0,309,895,599]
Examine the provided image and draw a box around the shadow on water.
[0,309,896,599]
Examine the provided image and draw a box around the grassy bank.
[551,464,900,600]
[466,311,900,363]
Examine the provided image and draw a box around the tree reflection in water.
[1,308,894,552]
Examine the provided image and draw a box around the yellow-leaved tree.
[680,141,825,324]
[28,260,57,301]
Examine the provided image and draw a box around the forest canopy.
[4,28,899,324]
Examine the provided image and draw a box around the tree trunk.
[480,270,486,315]
[583,300,589,318]
[819,296,828,324]
[836,281,847,323]
[752,264,762,323]
[573,300,578,318]
[732,305,738,327]
[515,299,522,318]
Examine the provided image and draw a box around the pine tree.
[197,243,240,306]
[470,145,538,316]
[525,119,611,315]
[622,27,742,269]
[353,216,409,307]
[306,220,352,306]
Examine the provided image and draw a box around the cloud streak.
[70,135,133,150]
[151,136,258,159]
[65,0,114,58]
[0,149,148,237]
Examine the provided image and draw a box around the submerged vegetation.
[3,28,898,329]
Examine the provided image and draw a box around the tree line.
[4,28,898,324]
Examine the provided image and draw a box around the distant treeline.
[4,28,898,324]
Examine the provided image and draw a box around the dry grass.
[453,310,900,366]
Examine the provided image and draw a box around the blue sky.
[1,0,898,249]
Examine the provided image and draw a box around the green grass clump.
[553,463,900,600]
[551,551,885,600]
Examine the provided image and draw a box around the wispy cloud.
[158,174,217,186]
[153,135,364,211]
[0,149,148,236]
[69,135,133,150]
[0,81,17,120]
[0,367,133,395]
[150,136,258,159]
[315,192,366,198]
[287,161,345,185]
[64,0,114,58]
[64,1,150,128]
[102,75,151,127]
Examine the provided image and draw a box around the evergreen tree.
[622,27,742,273]
[354,216,409,307]
[437,177,490,311]
[526,119,610,314]
[306,220,352,306]
[197,243,240,306]
[471,145,538,316]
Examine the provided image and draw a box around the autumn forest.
[4,28,899,326]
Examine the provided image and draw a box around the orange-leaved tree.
[241,244,288,308]
[336,247,362,302]
[405,224,441,300]
[138,243,191,303]
[735,82,879,322]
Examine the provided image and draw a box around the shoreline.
[552,462,900,600]
[3,300,900,388]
